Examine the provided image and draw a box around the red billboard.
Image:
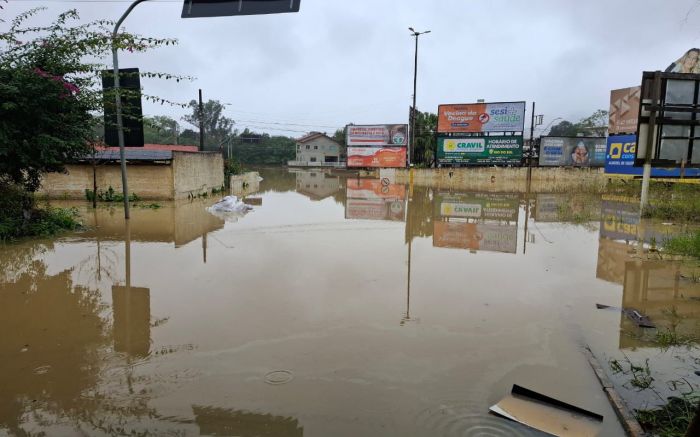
[347,147,407,168]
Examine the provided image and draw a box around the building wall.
[296,136,342,163]
[391,167,609,193]
[172,151,224,199]
[40,163,174,200]
[39,151,224,200]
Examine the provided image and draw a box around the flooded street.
[1,168,698,436]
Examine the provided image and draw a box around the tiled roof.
[99,144,199,152]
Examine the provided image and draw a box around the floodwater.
[1,168,699,436]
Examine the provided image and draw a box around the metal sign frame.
[635,71,700,167]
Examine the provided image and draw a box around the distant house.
[288,132,345,168]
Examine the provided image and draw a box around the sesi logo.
[478,113,490,124]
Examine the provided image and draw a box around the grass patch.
[0,206,81,242]
[664,231,700,258]
[606,179,700,222]
[636,394,699,437]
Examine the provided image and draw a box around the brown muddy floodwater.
[1,168,699,436]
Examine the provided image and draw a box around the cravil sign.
[437,136,523,165]
[605,135,700,177]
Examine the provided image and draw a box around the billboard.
[608,86,641,135]
[182,0,301,18]
[346,124,408,146]
[437,102,526,133]
[102,68,144,147]
[345,178,406,221]
[347,147,406,168]
[433,222,517,253]
[539,136,607,167]
[434,193,519,221]
[605,135,700,177]
[437,136,522,165]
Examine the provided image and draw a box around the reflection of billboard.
[346,124,408,146]
[539,136,607,167]
[433,222,517,253]
[605,135,700,177]
[599,196,675,243]
[437,102,526,133]
[347,147,406,168]
[534,194,561,222]
[435,193,519,221]
[609,87,641,135]
[437,136,523,165]
[345,179,406,221]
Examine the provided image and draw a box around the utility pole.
[529,102,536,168]
[640,71,662,210]
[409,27,430,167]
[198,89,205,152]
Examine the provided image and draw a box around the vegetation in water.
[606,180,700,222]
[0,184,81,241]
[635,394,700,437]
[85,186,140,203]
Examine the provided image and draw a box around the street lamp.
[111,0,301,219]
[408,27,430,167]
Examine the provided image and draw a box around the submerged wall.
[39,151,224,200]
[389,167,610,193]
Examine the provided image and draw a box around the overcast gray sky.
[4,0,700,136]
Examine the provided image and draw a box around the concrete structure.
[386,167,610,193]
[40,146,224,200]
[288,132,346,168]
[230,171,262,196]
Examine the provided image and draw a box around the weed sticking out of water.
[635,393,700,437]
[654,328,697,350]
[610,356,655,390]
[133,203,162,210]
[85,186,140,203]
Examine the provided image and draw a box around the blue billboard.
[605,135,700,177]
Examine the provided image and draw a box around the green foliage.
[636,394,700,437]
[229,132,296,165]
[183,99,234,151]
[412,110,437,165]
[664,231,700,258]
[85,186,140,203]
[0,8,182,192]
[143,115,179,144]
[0,183,80,241]
[548,109,609,137]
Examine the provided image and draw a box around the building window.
[297,145,300,151]
[306,145,310,150]
[310,157,317,162]
[314,145,318,150]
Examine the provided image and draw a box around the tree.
[549,120,579,137]
[182,99,235,151]
[548,110,609,137]
[413,110,437,165]
[0,8,178,192]
[143,115,179,144]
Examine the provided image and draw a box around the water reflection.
[346,178,406,221]
[432,192,519,253]
[193,406,303,436]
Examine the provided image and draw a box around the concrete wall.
[391,167,609,193]
[40,163,173,200]
[40,151,224,200]
[230,171,261,196]
[172,151,224,200]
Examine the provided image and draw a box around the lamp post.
[409,27,430,167]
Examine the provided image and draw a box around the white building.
[288,132,345,168]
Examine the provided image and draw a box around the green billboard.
[437,136,523,165]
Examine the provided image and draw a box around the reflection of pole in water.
[402,187,417,326]
[523,174,532,254]
[202,232,208,264]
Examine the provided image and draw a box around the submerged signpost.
[110,0,301,219]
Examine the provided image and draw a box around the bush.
[0,183,81,241]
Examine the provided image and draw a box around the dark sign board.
[437,135,523,165]
[182,0,301,18]
[538,136,607,167]
[102,68,144,147]
[636,71,700,167]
